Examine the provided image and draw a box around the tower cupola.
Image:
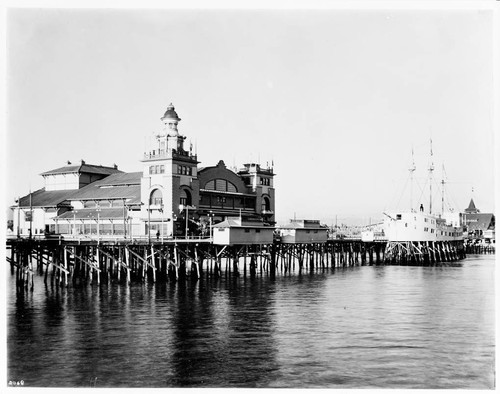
[161,103,181,135]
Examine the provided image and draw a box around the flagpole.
[29,188,33,239]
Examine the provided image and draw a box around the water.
[7,255,495,388]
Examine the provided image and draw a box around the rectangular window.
[160,165,165,174]
[149,166,154,175]
[396,214,402,220]
[255,229,261,233]
[244,228,250,233]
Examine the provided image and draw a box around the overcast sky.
[5,5,497,225]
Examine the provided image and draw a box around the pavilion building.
[11,103,276,239]
[463,198,495,242]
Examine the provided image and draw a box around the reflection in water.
[7,255,495,388]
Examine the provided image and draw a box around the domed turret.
[161,103,181,122]
[161,103,181,134]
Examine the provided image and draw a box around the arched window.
[180,189,192,206]
[261,196,271,212]
[150,189,163,206]
[205,179,237,193]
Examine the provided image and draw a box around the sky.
[4,4,498,226]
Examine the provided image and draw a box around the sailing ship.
[383,141,463,243]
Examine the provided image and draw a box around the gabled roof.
[40,163,122,176]
[465,213,495,231]
[465,198,480,214]
[14,188,73,208]
[66,172,142,201]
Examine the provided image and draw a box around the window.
[159,165,165,174]
[175,165,192,176]
[205,179,238,192]
[261,196,271,212]
[396,214,402,220]
[244,228,250,233]
[180,189,192,206]
[227,182,236,192]
[216,196,226,204]
[216,179,225,190]
[149,189,163,206]
[255,229,261,233]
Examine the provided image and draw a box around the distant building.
[463,198,495,242]
[212,217,274,245]
[11,103,276,239]
[279,219,328,244]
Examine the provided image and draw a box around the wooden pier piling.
[5,236,469,289]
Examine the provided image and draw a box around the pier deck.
[5,234,468,292]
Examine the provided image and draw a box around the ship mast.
[441,163,446,216]
[409,146,416,212]
[428,139,434,214]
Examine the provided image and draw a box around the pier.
[6,235,468,291]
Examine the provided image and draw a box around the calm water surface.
[7,255,495,388]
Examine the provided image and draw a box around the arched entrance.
[180,189,192,206]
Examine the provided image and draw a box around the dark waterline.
[7,255,495,388]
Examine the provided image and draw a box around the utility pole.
[96,203,101,245]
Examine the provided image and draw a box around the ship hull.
[384,211,463,242]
